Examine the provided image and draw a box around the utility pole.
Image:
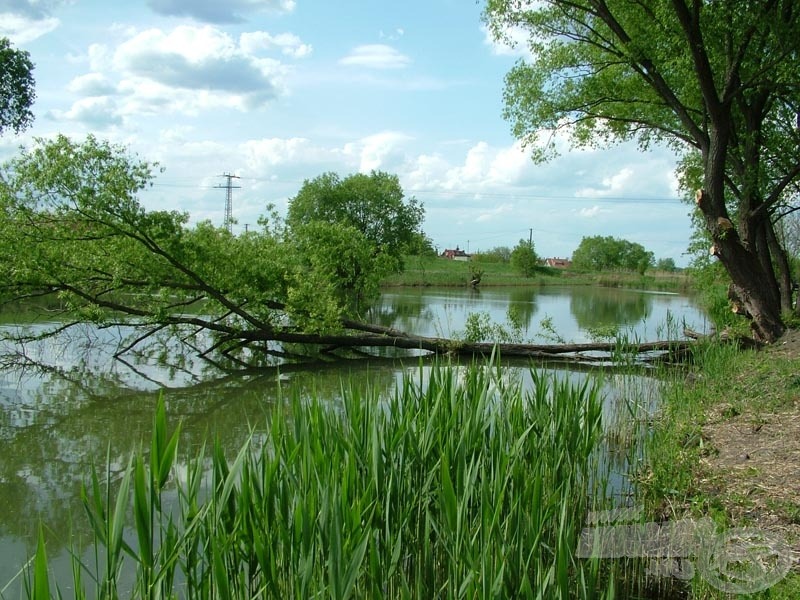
[216,173,241,233]
[529,228,533,247]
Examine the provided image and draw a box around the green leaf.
[32,525,50,600]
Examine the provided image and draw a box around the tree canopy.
[0,37,35,136]
[510,239,538,276]
[286,171,424,269]
[571,236,654,274]
[655,257,678,272]
[485,0,800,341]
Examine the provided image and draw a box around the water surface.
[0,285,706,590]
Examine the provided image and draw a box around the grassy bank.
[21,360,623,599]
[641,334,800,597]
[387,255,691,293]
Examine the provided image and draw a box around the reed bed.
[24,359,617,599]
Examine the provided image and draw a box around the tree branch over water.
[0,135,690,371]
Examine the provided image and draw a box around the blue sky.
[1,0,695,264]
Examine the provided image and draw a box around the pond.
[0,285,707,591]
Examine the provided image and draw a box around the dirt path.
[698,329,800,567]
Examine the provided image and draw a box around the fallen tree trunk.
[249,319,695,365]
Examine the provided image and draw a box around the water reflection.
[376,286,703,343]
[569,287,653,330]
[365,292,436,333]
[0,358,406,585]
[0,286,706,589]
[507,287,539,333]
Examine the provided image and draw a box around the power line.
[151,174,684,205]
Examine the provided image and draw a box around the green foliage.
[484,2,800,168]
[405,231,437,257]
[484,0,800,337]
[21,360,614,598]
[30,526,50,600]
[462,307,524,343]
[585,324,621,342]
[287,221,393,328]
[471,246,511,264]
[0,37,35,136]
[0,136,404,360]
[571,236,654,274]
[286,170,424,266]
[655,257,677,272]
[685,234,744,332]
[538,315,567,344]
[510,239,538,276]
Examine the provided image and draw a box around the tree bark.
[265,327,694,364]
[697,189,785,342]
[766,218,794,313]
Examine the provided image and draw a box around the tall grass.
[24,358,618,599]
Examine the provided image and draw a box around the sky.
[1,0,696,264]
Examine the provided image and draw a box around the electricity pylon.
[216,173,241,233]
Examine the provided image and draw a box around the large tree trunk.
[697,189,785,342]
[766,218,794,313]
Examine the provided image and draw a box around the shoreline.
[642,331,800,597]
[382,256,692,293]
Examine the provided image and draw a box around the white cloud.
[379,28,405,41]
[405,153,452,190]
[487,142,532,184]
[86,43,114,71]
[113,26,286,101]
[342,131,413,173]
[67,73,117,96]
[339,45,411,69]
[417,140,536,191]
[47,97,123,128]
[0,12,59,43]
[576,167,635,198]
[242,137,314,169]
[42,24,295,125]
[576,205,604,218]
[240,31,312,58]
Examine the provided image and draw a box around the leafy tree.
[473,246,511,264]
[405,231,437,257]
[655,258,678,272]
[286,171,424,268]
[485,1,800,341]
[571,236,653,274]
[289,221,394,321]
[0,136,414,365]
[510,239,538,277]
[0,37,35,135]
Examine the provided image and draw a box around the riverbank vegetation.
[20,361,629,599]
[14,331,798,598]
[641,335,800,597]
[383,253,691,293]
[3,6,798,593]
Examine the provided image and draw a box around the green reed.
[23,357,618,599]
